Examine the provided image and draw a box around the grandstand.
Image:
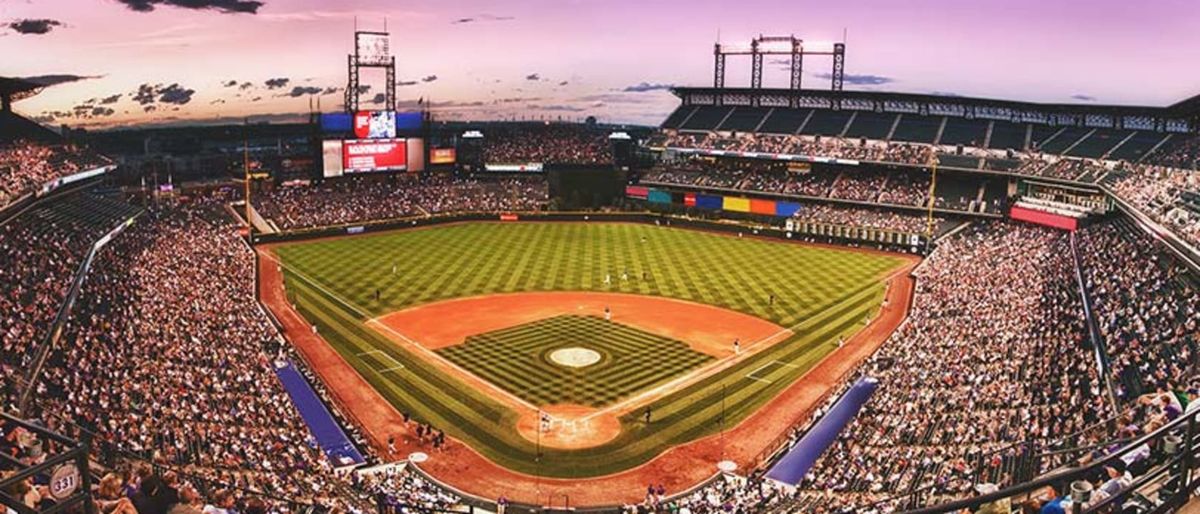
[5,17,1200,514]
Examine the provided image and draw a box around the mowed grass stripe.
[275,223,905,477]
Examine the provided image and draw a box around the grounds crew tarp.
[765,376,878,485]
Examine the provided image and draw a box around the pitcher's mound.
[516,404,622,449]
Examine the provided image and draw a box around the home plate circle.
[549,347,602,368]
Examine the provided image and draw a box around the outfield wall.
[249,211,927,255]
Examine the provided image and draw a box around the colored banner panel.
[723,197,751,212]
[648,190,673,204]
[750,198,776,215]
[695,194,723,210]
[625,185,649,199]
[776,201,801,217]
[684,193,697,207]
[1010,205,1079,231]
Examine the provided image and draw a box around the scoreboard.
[322,138,425,177]
[320,110,426,177]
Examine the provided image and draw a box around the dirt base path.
[373,291,788,358]
[258,248,918,507]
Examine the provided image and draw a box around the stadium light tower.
[712,35,846,92]
[345,28,396,112]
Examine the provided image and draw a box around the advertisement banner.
[1010,205,1079,231]
[430,148,457,164]
[322,140,345,177]
[624,185,649,199]
[343,139,407,172]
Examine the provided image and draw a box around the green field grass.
[274,222,906,477]
[439,315,714,407]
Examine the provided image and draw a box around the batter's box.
[745,359,800,384]
[358,350,406,374]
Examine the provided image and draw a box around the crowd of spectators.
[0,140,110,208]
[794,223,1112,507]
[254,175,548,230]
[642,166,954,213]
[620,475,804,514]
[0,192,464,514]
[483,123,612,165]
[1108,165,1200,248]
[790,204,944,234]
[0,193,138,410]
[661,132,932,165]
[1077,220,1200,402]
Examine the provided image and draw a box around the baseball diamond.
[270,221,907,477]
[438,315,715,407]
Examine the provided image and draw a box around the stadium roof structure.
[670,86,1199,133]
[0,77,46,106]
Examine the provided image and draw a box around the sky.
[3,0,1200,130]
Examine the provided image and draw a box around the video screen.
[343,138,407,173]
[354,111,396,139]
[322,140,344,178]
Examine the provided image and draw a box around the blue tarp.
[274,359,365,467]
[765,377,878,485]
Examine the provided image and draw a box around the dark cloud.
[143,105,157,112]
[421,75,438,83]
[100,94,122,104]
[397,80,418,87]
[114,0,263,14]
[558,81,569,86]
[158,83,195,105]
[239,81,253,90]
[451,13,514,24]
[812,72,894,86]
[369,92,386,104]
[7,18,63,35]
[264,77,289,89]
[90,106,116,117]
[20,74,100,87]
[132,84,158,105]
[250,96,262,102]
[525,73,540,81]
[530,103,587,112]
[577,93,658,105]
[321,86,339,95]
[1071,94,1098,102]
[355,85,371,94]
[222,79,238,87]
[211,99,226,104]
[622,82,673,93]
[284,85,323,97]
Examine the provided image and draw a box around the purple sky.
[4,0,1200,129]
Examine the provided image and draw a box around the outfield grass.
[439,315,714,407]
[275,222,905,477]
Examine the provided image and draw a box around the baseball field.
[267,222,907,479]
